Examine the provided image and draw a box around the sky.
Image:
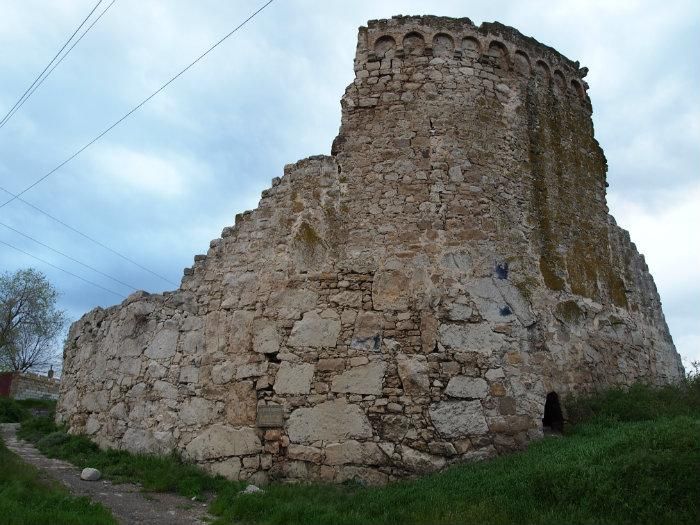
[0,0,698,372]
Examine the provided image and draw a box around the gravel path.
[0,423,213,525]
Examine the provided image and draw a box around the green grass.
[0,436,116,525]
[15,378,700,525]
[18,416,239,500]
[0,398,56,423]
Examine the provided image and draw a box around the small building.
[0,371,60,400]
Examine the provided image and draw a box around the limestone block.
[288,310,341,348]
[180,397,216,426]
[253,319,280,354]
[438,323,504,354]
[145,328,178,359]
[121,427,175,455]
[153,380,178,400]
[236,362,268,379]
[335,466,388,485]
[287,444,323,463]
[351,311,383,351]
[225,382,257,426]
[206,458,241,479]
[228,310,254,354]
[269,288,319,319]
[287,399,373,443]
[325,440,386,465]
[331,361,386,395]
[184,424,262,460]
[179,365,199,384]
[212,362,235,384]
[372,270,410,310]
[329,290,363,308]
[182,330,204,354]
[400,446,446,473]
[429,400,489,438]
[396,353,430,395]
[273,362,315,394]
[445,376,488,399]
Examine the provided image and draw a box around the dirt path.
[0,423,213,525]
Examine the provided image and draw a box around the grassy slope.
[0,437,116,525]
[15,380,700,525]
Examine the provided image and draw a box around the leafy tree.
[0,268,66,372]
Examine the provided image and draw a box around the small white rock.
[240,484,264,495]
[80,468,102,481]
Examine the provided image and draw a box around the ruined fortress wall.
[57,16,683,485]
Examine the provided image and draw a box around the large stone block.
[184,424,261,460]
[288,310,341,348]
[287,399,373,443]
[331,361,386,395]
[438,323,505,354]
[429,400,489,438]
[273,362,315,394]
[325,440,386,465]
[145,328,178,359]
[397,353,430,395]
[445,376,488,399]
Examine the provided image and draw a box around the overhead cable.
[0,0,275,208]
[0,238,126,299]
[0,0,105,128]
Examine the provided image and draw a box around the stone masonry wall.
[57,15,684,485]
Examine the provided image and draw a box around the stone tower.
[57,15,683,485]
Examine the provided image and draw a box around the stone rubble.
[57,15,684,485]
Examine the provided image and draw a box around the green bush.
[0,397,29,423]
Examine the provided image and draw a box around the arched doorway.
[542,392,564,433]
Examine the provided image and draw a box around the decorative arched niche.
[373,35,396,59]
[513,50,531,76]
[553,70,567,92]
[571,79,585,99]
[432,33,455,57]
[461,36,481,57]
[534,60,551,83]
[487,40,509,70]
[403,31,426,56]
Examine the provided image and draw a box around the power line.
[0,0,104,129]
[0,0,275,209]
[0,0,117,128]
[0,238,125,299]
[0,219,138,291]
[0,185,177,286]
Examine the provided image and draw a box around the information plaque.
[256,405,284,428]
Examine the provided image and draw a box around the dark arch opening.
[542,392,564,433]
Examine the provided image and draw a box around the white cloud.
[89,144,209,199]
[608,182,700,363]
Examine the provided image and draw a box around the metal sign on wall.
[256,405,284,428]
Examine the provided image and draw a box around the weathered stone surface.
[184,424,261,460]
[288,311,341,348]
[400,446,446,473]
[439,323,505,354]
[397,353,430,395]
[273,362,315,394]
[253,319,280,354]
[331,361,386,395]
[325,440,386,465]
[58,14,684,487]
[445,376,488,399]
[287,399,372,443]
[145,328,178,359]
[429,401,489,438]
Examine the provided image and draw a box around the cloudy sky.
[0,0,698,371]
